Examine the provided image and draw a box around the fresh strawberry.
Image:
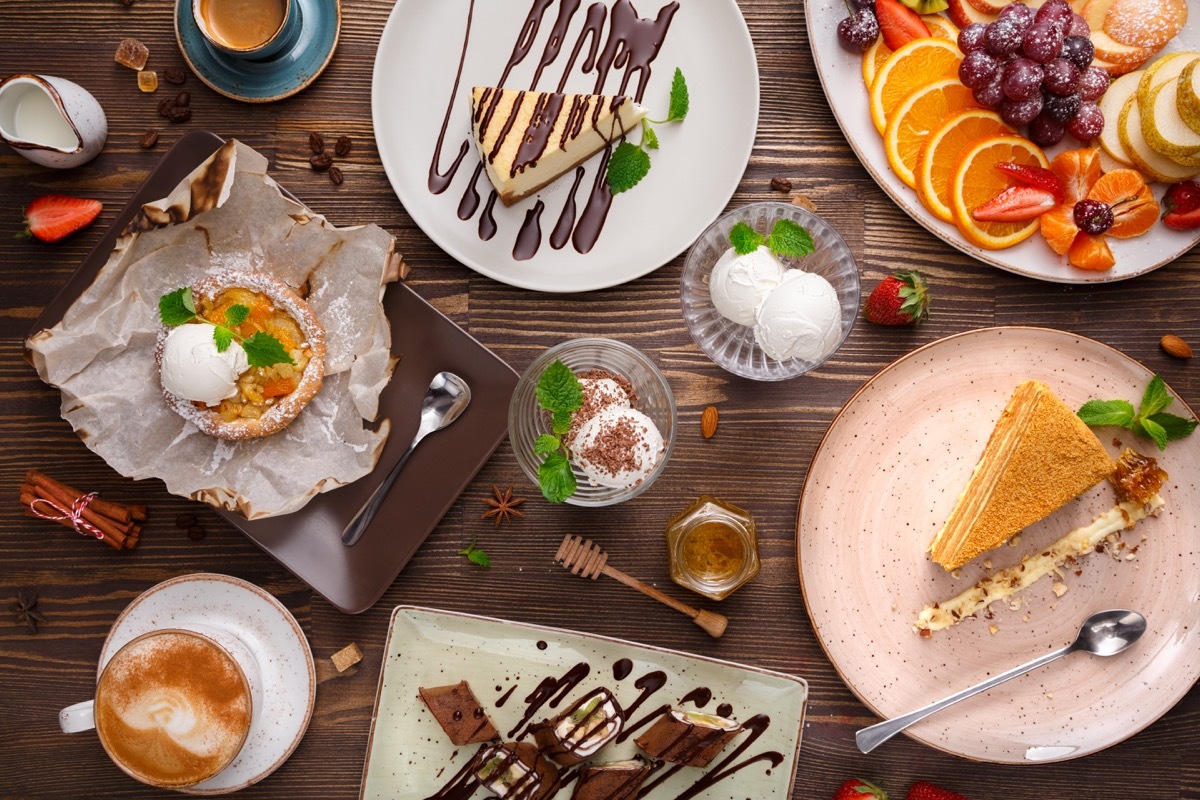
[1162,180,1200,231]
[905,781,968,800]
[864,270,930,326]
[994,162,1066,205]
[971,186,1057,222]
[833,778,889,800]
[875,0,930,50]
[19,194,102,243]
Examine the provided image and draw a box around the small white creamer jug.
[0,74,107,168]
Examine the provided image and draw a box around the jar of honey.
[665,495,759,601]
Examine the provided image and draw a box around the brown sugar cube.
[137,71,158,93]
[330,642,362,672]
[571,758,651,800]
[115,37,149,70]
[634,709,742,768]
[418,681,499,745]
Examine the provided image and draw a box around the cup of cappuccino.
[59,627,257,789]
[192,0,299,59]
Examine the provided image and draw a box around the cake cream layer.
[470,87,646,205]
[928,380,1117,571]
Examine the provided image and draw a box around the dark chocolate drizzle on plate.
[514,201,545,261]
[612,657,634,681]
[507,661,591,738]
[679,687,711,708]
[496,684,519,708]
[715,702,733,718]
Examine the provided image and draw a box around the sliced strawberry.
[20,194,102,243]
[876,0,931,50]
[1162,180,1200,230]
[1068,232,1115,271]
[1163,205,1200,231]
[995,162,1066,205]
[971,186,1057,222]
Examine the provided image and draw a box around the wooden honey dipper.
[554,534,728,638]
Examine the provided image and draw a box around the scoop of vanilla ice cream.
[752,269,842,362]
[570,406,665,489]
[709,245,786,326]
[160,323,250,406]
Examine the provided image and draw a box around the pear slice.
[1098,69,1143,165]
[1178,59,1200,136]
[1143,75,1200,165]
[1119,93,1200,182]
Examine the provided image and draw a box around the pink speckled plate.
[797,326,1200,763]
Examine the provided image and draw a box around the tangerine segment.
[1039,204,1079,255]
[885,80,979,188]
[1087,168,1159,238]
[916,109,1012,222]
[1050,148,1103,205]
[862,16,959,87]
[1068,231,1116,271]
[869,38,962,135]
[950,134,1050,250]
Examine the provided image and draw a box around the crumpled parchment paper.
[27,140,396,518]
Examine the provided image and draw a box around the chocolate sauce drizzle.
[612,657,633,681]
[425,0,680,259]
[679,687,711,708]
[507,661,592,738]
[496,684,519,708]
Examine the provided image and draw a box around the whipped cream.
[160,323,249,406]
[709,245,786,326]
[752,269,841,361]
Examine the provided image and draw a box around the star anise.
[481,485,526,527]
[15,590,47,634]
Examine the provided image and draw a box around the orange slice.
[885,79,979,188]
[1050,148,1103,205]
[1039,204,1080,255]
[950,134,1050,250]
[916,109,1012,221]
[1087,168,1159,238]
[1068,231,1116,271]
[869,38,962,135]
[862,16,960,88]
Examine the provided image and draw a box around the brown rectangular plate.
[28,131,518,614]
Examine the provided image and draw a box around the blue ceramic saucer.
[174,0,340,103]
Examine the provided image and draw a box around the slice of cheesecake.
[470,87,646,205]
[928,379,1116,571]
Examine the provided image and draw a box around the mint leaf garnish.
[767,219,815,259]
[536,360,583,414]
[538,452,577,504]
[729,221,765,255]
[552,410,573,436]
[225,304,250,327]
[213,325,234,353]
[242,331,294,368]
[459,534,490,568]
[642,122,660,151]
[667,67,689,122]
[159,288,196,327]
[1078,375,1196,451]
[534,434,561,455]
[607,141,651,195]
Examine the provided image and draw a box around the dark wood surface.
[2,1,1199,798]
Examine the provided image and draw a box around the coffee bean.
[334,136,351,157]
[157,97,175,117]
[309,152,333,171]
[167,106,192,123]
[329,165,344,185]
[139,130,159,149]
[174,91,190,107]
[309,131,325,155]
[770,177,793,192]
[164,67,187,85]
[186,526,207,541]
[119,0,135,6]
[175,513,197,529]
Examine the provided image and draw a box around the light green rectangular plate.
[359,606,808,799]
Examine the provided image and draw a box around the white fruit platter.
[805,0,1200,283]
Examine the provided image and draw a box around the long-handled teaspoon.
[855,608,1147,754]
[342,372,471,547]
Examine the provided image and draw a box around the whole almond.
[700,406,719,439]
[1161,334,1193,359]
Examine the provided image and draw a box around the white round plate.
[797,327,1200,763]
[804,3,1200,283]
[99,573,316,794]
[372,0,759,292]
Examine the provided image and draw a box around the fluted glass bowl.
[680,202,860,381]
[509,338,676,507]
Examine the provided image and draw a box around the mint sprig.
[729,219,816,259]
[158,287,294,369]
[606,68,689,194]
[534,359,583,503]
[459,534,491,568]
[1078,375,1197,451]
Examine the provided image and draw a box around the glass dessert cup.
[509,338,676,507]
[680,201,860,381]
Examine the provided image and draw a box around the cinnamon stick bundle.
[20,469,147,550]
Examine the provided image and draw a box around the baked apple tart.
[156,271,326,440]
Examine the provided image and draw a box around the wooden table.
[2,1,1199,798]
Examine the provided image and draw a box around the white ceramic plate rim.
[795,326,1200,763]
[99,573,316,793]
[371,0,759,292]
[803,4,1200,283]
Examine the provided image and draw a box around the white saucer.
[99,573,316,794]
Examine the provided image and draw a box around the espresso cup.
[60,626,260,789]
[192,0,299,59]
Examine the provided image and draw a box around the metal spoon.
[342,372,471,547]
[855,608,1147,754]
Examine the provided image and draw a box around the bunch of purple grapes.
[957,0,1111,147]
